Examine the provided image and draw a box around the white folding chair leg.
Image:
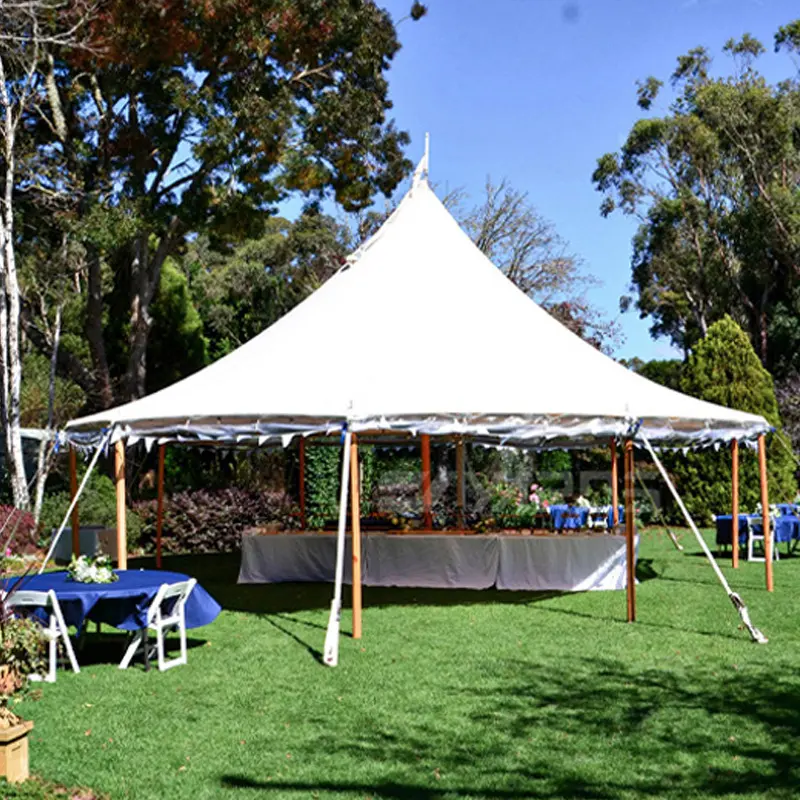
[119,630,145,670]
[45,618,57,683]
[51,600,80,675]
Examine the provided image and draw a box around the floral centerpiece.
[67,554,118,584]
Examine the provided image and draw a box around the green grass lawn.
[6,529,800,800]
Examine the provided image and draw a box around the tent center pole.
[421,434,433,529]
[350,435,362,639]
[610,438,619,528]
[731,439,739,569]
[69,446,80,557]
[758,434,773,591]
[115,440,127,570]
[156,444,165,569]
[624,439,636,622]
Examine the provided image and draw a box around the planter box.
[0,719,33,783]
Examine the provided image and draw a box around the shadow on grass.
[132,552,654,616]
[75,630,210,667]
[218,656,800,798]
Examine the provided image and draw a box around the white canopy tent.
[65,157,768,449]
[60,151,773,657]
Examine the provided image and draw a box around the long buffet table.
[238,531,636,592]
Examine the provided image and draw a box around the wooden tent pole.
[114,440,127,570]
[456,437,465,529]
[421,434,433,529]
[758,433,773,592]
[610,438,619,527]
[731,439,739,569]
[624,439,636,622]
[299,437,307,530]
[156,444,165,569]
[350,435,362,639]
[69,446,80,557]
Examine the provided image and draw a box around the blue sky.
[375,0,800,360]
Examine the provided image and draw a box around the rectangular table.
[238,532,634,592]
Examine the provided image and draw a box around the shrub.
[134,487,298,554]
[663,317,796,524]
[39,470,144,550]
[0,507,38,556]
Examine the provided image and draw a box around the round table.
[2,570,221,632]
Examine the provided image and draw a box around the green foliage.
[185,213,346,362]
[636,359,684,391]
[668,317,796,523]
[146,259,208,392]
[20,352,86,429]
[39,470,143,549]
[305,444,342,529]
[594,25,800,377]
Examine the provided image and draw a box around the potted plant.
[0,565,46,784]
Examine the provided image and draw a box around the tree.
[668,317,795,523]
[185,210,347,362]
[452,178,618,350]
[0,0,94,507]
[27,0,423,412]
[593,27,800,370]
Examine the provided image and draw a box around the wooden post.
[69,447,80,557]
[156,444,165,569]
[624,439,636,622]
[350,435,362,639]
[610,438,619,527]
[456,437,465,530]
[114,440,127,570]
[731,439,739,569]
[299,437,307,530]
[421,434,433,529]
[758,433,773,592]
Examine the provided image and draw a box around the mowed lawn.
[7,529,800,800]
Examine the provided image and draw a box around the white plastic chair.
[119,579,197,672]
[6,589,80,682]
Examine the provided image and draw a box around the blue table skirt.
[716,514,800,545]
[3,570,221,632]
[548,505,624,530]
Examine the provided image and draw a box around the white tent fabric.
[65,172,769,449]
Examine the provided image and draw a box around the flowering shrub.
[0,507,39,556]
[134,488,299,554]
[477,481,563,531]
[1,561,46,724]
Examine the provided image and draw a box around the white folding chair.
[747,515,779,563]
[587,506,610,530]
[119,579,197,672]
[6,590,80,682]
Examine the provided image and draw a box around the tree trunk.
[0,55,30,509]
[127,234,150,399]
[85,244,114,408]
[33,304,61,524]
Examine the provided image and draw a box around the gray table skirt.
[238,532,635,592]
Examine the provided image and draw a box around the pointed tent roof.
[66,171,769,449]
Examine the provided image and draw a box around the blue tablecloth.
[715,514,751,546]
[3,570,221,632]
[716,514,800,545]
[548,505,624,530]
[776,503,799,516]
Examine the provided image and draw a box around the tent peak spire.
[412,132,430,188]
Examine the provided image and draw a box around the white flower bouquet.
[67,554,118,584]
